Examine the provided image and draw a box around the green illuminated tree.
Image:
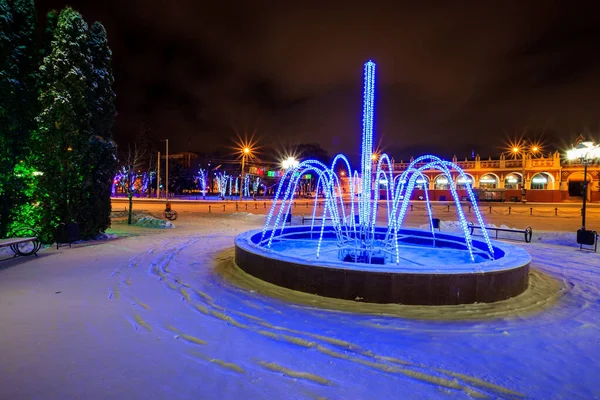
[0,0,38,237]
[86,21,117,234]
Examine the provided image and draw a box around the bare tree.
[116,132,154,224]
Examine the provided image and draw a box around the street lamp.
[282,156,299,170]
[567,140,600,248]
[240,146,251,201]
[160,139,169,204]
[511,143,540,203]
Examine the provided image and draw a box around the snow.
[0,212,599,399]
[241,229,530,273]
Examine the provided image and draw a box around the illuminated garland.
[259,61,495,265]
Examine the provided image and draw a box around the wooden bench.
[302,216,334,225]
[468,222,533,243]
[0,228,42,257]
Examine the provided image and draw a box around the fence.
[195,201,598,218]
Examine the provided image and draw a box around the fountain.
[235,61,531,305]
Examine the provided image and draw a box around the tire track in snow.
[111,233,526,398]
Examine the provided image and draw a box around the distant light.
[567,141,600,161]
[33,171,43,176]
[67,146,73,151]
[436,178,449,184]
[243,147,250,154]
[282,157,299,169]
[532,146,538,152]
[532,176,548,183]
[512,147,519,153]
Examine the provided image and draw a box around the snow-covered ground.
[0,212,599,399]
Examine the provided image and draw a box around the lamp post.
[511,144,539,203]
[567,141,600,231]
[161,139,169,204]
[239,147,250,201]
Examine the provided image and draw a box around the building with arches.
[375,151,600,203]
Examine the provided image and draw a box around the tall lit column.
[360,60,376,229]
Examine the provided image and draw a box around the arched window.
[504,173,521,190]
[530,173,550,190]
[456,175,473,190]
[415,176,429,190]
[434,175,450,190]
[479,174,498,189]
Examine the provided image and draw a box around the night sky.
[35,1,600,161]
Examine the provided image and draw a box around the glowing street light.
[507,140,542,203]
[282,157,299,170]
[566,140,600,248]
[239,146,254,201]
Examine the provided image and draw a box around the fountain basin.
[234,226,531,305]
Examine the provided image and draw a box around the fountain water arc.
[235,61,531,305]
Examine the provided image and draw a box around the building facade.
[382,151,600,203]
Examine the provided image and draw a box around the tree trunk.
[128,195,133,225]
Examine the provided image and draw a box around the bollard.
[245,203,248,210]
[294,202,297,208]
[306,202,309,208]
[489,206,492,214]
[264,202,266,209]
[555,207,558,216]
[468,205,471,213]
[236,202,239,211]
[223,204,226,212]
[447,205,450,212]
[508,206,511,215]
[255,203,257,209]
[410,204,413,211]
[530,207,533,215]
[208,205,211,213]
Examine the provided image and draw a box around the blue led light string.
[360,61,376,230]
[331,153,355,232]
[267,167,300,248]
[443,161,495,257]
[310,175,323,234]
[266,161,333,248]
[262,167,295,241]
[393,159,476,262]
[417,161,476,261]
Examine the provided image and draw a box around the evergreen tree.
[41,9,57,58]
[33,7,93,241]
[0,0,38,237]
[0,1,14,236]
[86,21,117,234]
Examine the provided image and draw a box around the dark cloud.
[35,0,600,161]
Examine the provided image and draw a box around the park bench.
[0,228,41,258]
[301,216,334,225]
[468,221,533,243]
[56,222,80,249]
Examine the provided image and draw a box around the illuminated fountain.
[235,61,531,305]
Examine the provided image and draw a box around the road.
[112,197,600,233]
